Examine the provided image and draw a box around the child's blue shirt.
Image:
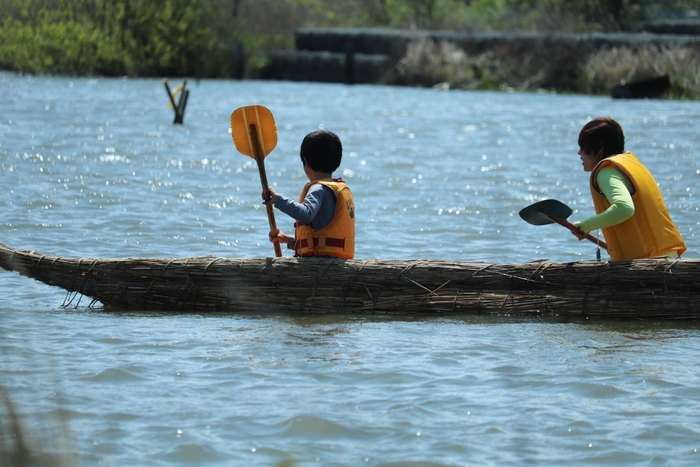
[273,184,336,229]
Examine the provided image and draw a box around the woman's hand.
[570,223,586,240]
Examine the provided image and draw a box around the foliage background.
[0,0,698,96]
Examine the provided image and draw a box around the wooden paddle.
[230,105,282,257]
[519,199,608,251]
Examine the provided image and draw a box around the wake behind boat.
[0,242,697,319]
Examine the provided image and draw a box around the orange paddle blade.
[230,105,278,158]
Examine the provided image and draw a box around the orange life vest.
[590,151,686,260]
[294,179,355,259]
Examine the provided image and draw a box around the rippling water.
[2,72,700,465]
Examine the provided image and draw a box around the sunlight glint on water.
[1,72,700,466]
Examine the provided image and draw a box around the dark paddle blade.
[519,199,608,251]
[519,199,573,226]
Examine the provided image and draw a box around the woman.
[573,117,686,260]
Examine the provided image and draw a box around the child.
[572,117,686,260]
[264,130,355,259]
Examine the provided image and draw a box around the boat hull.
[1,242,698,319]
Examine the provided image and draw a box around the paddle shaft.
[544,213,608,251]
[249,123,282,258]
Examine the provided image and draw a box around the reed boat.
[1,242,699,319]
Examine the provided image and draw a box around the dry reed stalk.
[0,384,74,467]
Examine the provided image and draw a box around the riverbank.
[267,27,700,98]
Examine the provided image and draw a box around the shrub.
[395,38,476,87]
[583,45,700,98]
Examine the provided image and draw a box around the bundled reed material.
[1,242,698,319]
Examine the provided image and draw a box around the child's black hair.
[300,130,342,173]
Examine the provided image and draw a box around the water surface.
[1,72,700,465]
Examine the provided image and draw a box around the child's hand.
[269,228,290,245]
[262,187,279,206]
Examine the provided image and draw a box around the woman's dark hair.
[578,117,625,158]
[300,130,342,173]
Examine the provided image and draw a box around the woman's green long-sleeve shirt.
[576,167,635,233]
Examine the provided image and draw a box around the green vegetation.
[1,0,699,96]
[0,0,208,76]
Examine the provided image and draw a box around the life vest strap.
[297,237,346,249]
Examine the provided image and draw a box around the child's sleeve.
[576,167,635,233]
[273,184,326,224]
